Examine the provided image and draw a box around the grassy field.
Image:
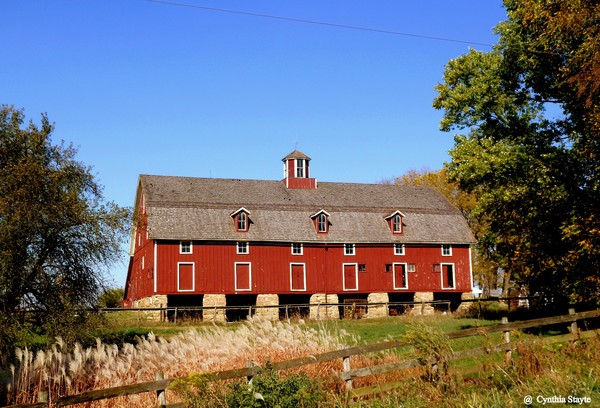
[6,310,598,407]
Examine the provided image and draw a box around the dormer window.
[231,207,251,232]
[310,209,330,234]
[238,212,247,231]
[385,211,406,235]
[392,214,402,233]
[296,159,306,178]
[318,213,327,232]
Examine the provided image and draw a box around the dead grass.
[6,317,354,407]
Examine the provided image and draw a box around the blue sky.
[2,0,507,286]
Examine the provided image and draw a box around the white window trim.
[440,262,456,290]
[291,242,303,255]
[442,244,452,256]
[234,262,252,291]
[394,243,405,256]
[177,262,195,292]
[289,263,307,291]
[393,214,402,234]
[317,213,327,232]
[342,263,359,291]
[344,243,355,256]
[392,262,408,290]
[180,241,193,254]
[296,159,306,178]
[236,241,249,254]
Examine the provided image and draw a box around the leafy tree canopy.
[433,0,600,307]
[392,169,501,296]
[0,105,130,356]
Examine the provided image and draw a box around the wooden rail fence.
[5,308,600,408]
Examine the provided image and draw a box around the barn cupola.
[282,150,317,189]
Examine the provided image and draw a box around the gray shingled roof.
[139,175,474,244]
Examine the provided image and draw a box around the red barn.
[123,151,475,320]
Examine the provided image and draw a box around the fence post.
[247,361,255,389]
[174,307,178,324]
[569,308,578,339]
[502,316,511,362]
[342,355,353,390]
[285,304,289,320]
[156,371,166,408]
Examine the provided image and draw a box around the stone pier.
[411,292,435,316]
[255,294,280,320]
[132,295,168,320]
[456,292,474,314]
[366,292,389,318]
[309,294,339,320]
[203,294,227,323]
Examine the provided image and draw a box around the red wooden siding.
[137,241,471,297]
[393,264,407,290]
[235,263,252,291]
[343,264,358,291]
[290,263,306,291]
[178,263,194,291]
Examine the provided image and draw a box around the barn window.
[441,263,455,289]
[177,262,195,292]
[234,262,252,291]
[237,242,249,254]
[385,211,405,235]
[311,210,330,234]
[393,263,408,290]
[394,244,405,255]
[296,159,306,178]
[344,244,355,256]
[318,213,327,232]
[392,214,402,233]
[442,244,452,256]
[290,263,306,291]
[291,243,303,255]
[231,207,251,232]
[180,241,192,254]
[407,264,416,272]
[358,264,366,272]
[238,212,247,231]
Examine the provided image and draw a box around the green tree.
[97,287,124,308]
[392,168,501,296]
[0,105,130,357]
[433,0,600,308]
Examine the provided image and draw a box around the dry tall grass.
[6,317,355,407]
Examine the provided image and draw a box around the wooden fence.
[5,308,600,408]
[101,296,537,323]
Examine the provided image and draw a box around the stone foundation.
[366,293,389,318]
[132,295,168,320]
[255,294,279,320]
[411,292,435,316]
[203,294,227,323]
[456,292,474,314]
[309,294,339,320]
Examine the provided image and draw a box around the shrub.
[171,363,327,408]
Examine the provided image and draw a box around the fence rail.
[5,307,599,408]
[99,296,539,322]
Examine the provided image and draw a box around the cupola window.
[296,159,306,178]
